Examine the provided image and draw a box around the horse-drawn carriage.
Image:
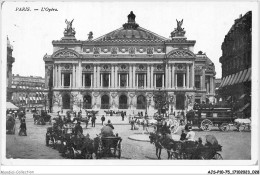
[95,136,122,159]
[149,132,223,160]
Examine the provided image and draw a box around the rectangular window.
[138,73,145,87]
[177,73,183,87]
[103,73,109,87]
[120,73,127,87]
[195,75,201,89]
[156,74,163,87]
[205,76,210,93]
[64,73,70,87]
[85,73,91,87]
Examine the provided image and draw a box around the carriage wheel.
[213,153,223,160]
[219,123,229,132]
[200,119,213,131]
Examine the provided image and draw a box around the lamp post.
[44,95,47,111]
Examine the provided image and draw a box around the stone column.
[133,65,136,88]
[97,66,100,88]
[53,65,56,87]
[115,66,118,88]
[93,65,97,88]
[186,64,189,88]
[183,73,185,88]
[144,74,146,88]
[168,64,172,88]
[58,65,61,88]
[72,65,75,87]
[91,74,93,88]
[129,65,132,88]
[175,74,177,88]
[108,74,111,88]
[202,68,206,90]
[61,73,64,87]
[151,66,154,88]
[210,76,213,94]
[191,63,195,89]
[154,74,157,88]
[200,75,203,90]
[147,65,150,88]
[118,73,121,87]
[111,66,114,88]
[101,73,103,87]
[136,74,139,87]
[172,64,175,88]
[162,74,164,88]
[127,74,129,87]
[79,61,82,88]
[165,64,168,89]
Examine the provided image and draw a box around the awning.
[239,103,250,112]
[36,92,39,95]
[223,75,231,86]
[33,97,36,100]
[243,68,251,82]
[238,69,248,83]
[19,97,23,101]
[23,97,26,100]
[230,72,239,86]
[30,97,33,100]
[6,102,19,110]
[239,94,246,100]
[219,77,225,87]
[227,74,235,86]
[234,70,243,85]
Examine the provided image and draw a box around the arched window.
[101,95,110,109]
[83,95,92,109]
[62,93,70,109]
[137,95,146,109]
[119,95,128,109]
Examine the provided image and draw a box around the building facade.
[7,36,15,102]
[11,75,48,111]
[44,12,216,115]
[218,11,251,117]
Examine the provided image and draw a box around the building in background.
[218,11,251,118]
[43,11,216,115]
[214,78,222,103]
[11,75,48,112]
[7,36,15,102]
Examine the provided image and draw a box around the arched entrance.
[83,95,92,109]
[62,93,70,109]
[176,94,185,110]
[119,94,128,109]
[101,94,110,109]
[137,95,146,109]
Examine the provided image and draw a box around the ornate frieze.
[82,64,93,71]
[111,47,118,56]
[168,50,193,58]
[60,64,73,71]
[53,50,78,58]
[155,64,163,71]
[147,47,154,56]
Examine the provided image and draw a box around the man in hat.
[74,121,83,135]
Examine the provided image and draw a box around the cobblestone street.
[6,113,251,160]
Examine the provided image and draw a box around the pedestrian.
[91,114,96,127]
[85,117,89,128]
[74,121,83,135]
[101,115,105,125]
[130,117,135,130]
[121,111,125,121]
[19,117,27,136]
[106,120,114,129]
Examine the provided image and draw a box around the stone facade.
[11,75,48,111]
[218,11,251,117]
[43,12,216,115]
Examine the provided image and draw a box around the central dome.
[94,11,167,42]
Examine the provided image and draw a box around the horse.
[149,132,175,159]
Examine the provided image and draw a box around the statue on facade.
[128,11,136,23]
[64,19,76,37]
[123,11,139,29]
[170,19,186,38]
[88,31,93,40]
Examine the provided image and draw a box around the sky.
[2,1,256,78]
